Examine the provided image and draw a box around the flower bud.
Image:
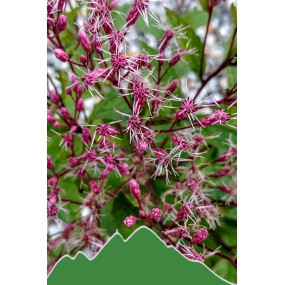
[90,181,99,192]
[54,122,60,128]
[192,229,209,244]
[138,140,148,152]
[149,208,162,219]
[54,49,69,62]
[47,115,56,125]
[108,0,118,10]
[60,107,70,120]
[169,53,181,67]
[80,55,87,64]
[78,29,91,52]
[68,157,79,166]
[48,177,58,186]
[48,192,58,205]
[166,79,179,95]
[123,216,136,227]
[76,98,84,112]
[218,146,237,162]
[65,87,72,96]
[100,169,109,180]
[77,85,83,95]
[50,90,60,104]
[139,210,146,218]
[117,163,129,171]
[71,74,79,92]
[81,128,90,144]
[56,15,67,33]
[47,155,53,169]
[129,179,141,199]
[212,167,233,178]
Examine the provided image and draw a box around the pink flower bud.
[166,79,179,95]
[65,87,72,95]
[71,74,79,92]
[212,167,232,178]
[54,122,60,128]
[138,140,148,152]
[139,210,146,218]
[47,204,58,217]
[100,169,109,180]
[219,185,236,196]
[108,0,118,10]
[48,192,58,205]
[54,49,69,62]
[123,216,136,227]
[82,128,91,144]
[90,181,99,192]
[56,15,67,33]
[159,29,174,52]
[77,85,83,95]
[47,109,52,116]
[219,146,237,162]
[80,55,87,64]
[76,98,84,112]
[169,53,181,67]
[129,179,141,199]
[68,157,79,166]
[60,107,70,120]
[48,177,58,186]
[78,29,91,52]
[47,155,53,169]
[149,208,162,219]
[192,229,209,244]
[117,162,129,171]
[50,90,60,104]
[47,115,56,125]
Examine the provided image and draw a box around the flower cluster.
[47,0,237,278]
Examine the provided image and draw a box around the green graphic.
[48,227,234,284]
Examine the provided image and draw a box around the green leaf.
[226,66,237,90]
[165,8,204,79]
[199,0,209,11]
[111,192,144,239]
[182,10,217,30]
[88,88,130,123]
[230,4,237,26]
[212,259,237,284]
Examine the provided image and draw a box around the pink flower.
[149,208,162,219]
[124,216,136,227]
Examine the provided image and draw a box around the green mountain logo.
[48,226,234,284]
